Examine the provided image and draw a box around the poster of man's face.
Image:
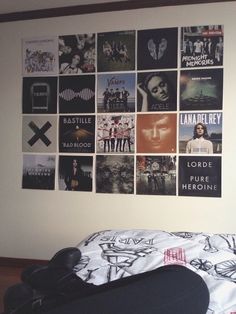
[136,113,177,153]
[137,28,178,70]
[97,30,135,72]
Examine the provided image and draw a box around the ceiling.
[0,0,128,14]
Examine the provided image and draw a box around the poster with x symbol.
[22,115,57,153]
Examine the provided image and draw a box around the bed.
[74,229,236,314]
[4,229,236,314]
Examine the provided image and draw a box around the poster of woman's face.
[137,71,177,112]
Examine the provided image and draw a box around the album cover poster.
[22,154,55,190]
[178,156,221,197]
[181,25,224,68]
[179,112,222,154]
[136,113,177,154]
[97,30,135,72]
[58,155,93,191]
[96,155,134,194]
[137,28,178,70]
[59,34,95,74]
[96,114,135,154]
[136,155,176,195]
[22,36,58,76]
[22,116,57,153]
[22,77,58,114]
[97,73,135,113]
[180,68,223,111]
[59,115,95,153]
[137,71,177,112]
[59,75,95,113]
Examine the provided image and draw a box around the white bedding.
[74,229,236,314]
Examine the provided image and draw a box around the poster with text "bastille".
[59,115,95,153]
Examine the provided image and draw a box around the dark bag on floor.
[4,247,83,314]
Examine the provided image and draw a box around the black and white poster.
[97,30,135,72]
[22,36,58,76]
[59,75,95,113]
[22,154,55,190]
[59,115,95,153]
[137,71,177,112]
[59,34,95,74]
[97,114,135,154]
[179,112,222,154]
[96,155,134,194]
[22,116,57,153]
[178,156,221,197]
[180,68,223,111]
[58,155,93,191]
[137,28,178,70]
[136,155,176,195]
[22,77,58,114]
[97,73,135,113]
[181,25,224,68]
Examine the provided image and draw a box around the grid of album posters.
[21,25,223,197]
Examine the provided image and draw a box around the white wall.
[0,1,235,259]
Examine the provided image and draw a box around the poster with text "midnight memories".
[179,156,221,197]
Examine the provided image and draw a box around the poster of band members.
[136,155,176,195]
[179,112,222,154]
[137,28,178,70]
[97,73,135,113]
[59,115,95,153]
[58,155,93,191]
[97,30,135,72]
[59,75,95,113]
[136,113,177,154]
[22,154,55,190]
[96,155,134,194]
[180,68,223,111]
[181,25,224,68]
[178,156,221,197]
[22,116,57,153]
[137,71,177,112]
[59,34,95,74]
[22,77,58,114]
[22,36,58,76]
[97,114,135,154]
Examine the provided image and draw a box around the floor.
[0,265,24,314]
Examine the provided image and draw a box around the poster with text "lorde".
[178,156,221,197]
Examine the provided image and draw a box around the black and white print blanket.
[74,229,236,314]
